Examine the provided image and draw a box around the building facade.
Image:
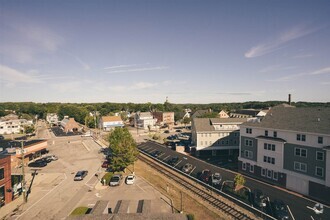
[191,117,247,157]
[238,106,330,203]
[46,113,59,126]
[0,155,12,207]
[152,112,175,129]
[134,112,157,130]
[60,117,80,133]
[0,119,33,135]
[99,116,124,131]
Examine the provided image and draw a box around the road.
[138,140,329,220]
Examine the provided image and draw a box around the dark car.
[101,160,110,168]
[182,163,193,173]
[74,170,88,181]
[28,160,47,167]
[168,156,179,166]
[253,189,267,208]
[151,150,162,158]
[200,169,212,183]
[164,130,170,133]
[272,199,289,220]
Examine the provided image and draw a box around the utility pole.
[20,141,27,203]
[180,191,183,213]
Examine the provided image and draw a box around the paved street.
[1,122,172,220]
[138,140,330,220]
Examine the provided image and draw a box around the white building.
[99,116,124,131]
[239,105,330,203]
[46,113,59,126]
[0,119,33,135]
[191,117,247,157]
[134,112,157,130]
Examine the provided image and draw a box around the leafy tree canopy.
[107,127,138,171]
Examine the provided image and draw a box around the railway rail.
[138,152,258,220]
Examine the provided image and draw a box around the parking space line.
[174,160,182,168]
[189,166,196,175]
[163,155,170,161]
[287,205,295,220]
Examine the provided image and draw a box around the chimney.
[288,94,291,105]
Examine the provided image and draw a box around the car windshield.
[213,174,221,180]
[127,176,134,180]
[111,177,120,181]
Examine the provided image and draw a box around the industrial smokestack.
[288,94,291,105]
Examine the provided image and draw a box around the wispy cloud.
[63,51,90,70]
[320,81,330,85]
[292,53,314,59]
[267,66,330,82]
[309,67,330,75]
[108,66,168,74]
[110,81,158,92]
[216,91,265,96]
[245,25,320,58]
[259,65,297,73]
[103,64,139,70]
[0,64,42,84]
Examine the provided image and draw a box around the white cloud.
[245,25,320,58]
[103,64,138,70]
[309,67,330,75]
[108,66,168,74]
[109,81,158,92]
[0,64,42,84]
[320,81,330,85]
[259,65,297,73]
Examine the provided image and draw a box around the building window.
[242,163,246,170]
[245,139,253,147]
[267,170,272,178]
[201,133,203,137]
[273,172,278,180]
[264,143,275,151]
[265,130,268,137]
[315,167,324,177]
[263,156,275,164]
[244,150,253,159]
[250,165,254,173]
[0,168,4,180]
[295,148,307,158]
[200,141,203,146]
[264,143,267,149]
[318,137,323,144]
[294,162,307,172]
[261,168,266,177]
[246,128,252,134]
[273,131,277,138]
[297,134,306,141]
[316,151,324,161]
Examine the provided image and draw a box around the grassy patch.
[70,206,89,215]
[222,183,250,204]
[101,172,114,185]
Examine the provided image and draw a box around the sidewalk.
[0,196,23,220]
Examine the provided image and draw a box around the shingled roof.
[243,106,330,135]
[193,118,247,132]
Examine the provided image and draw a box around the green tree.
[234,174,246,191]
[24,125,35,134]
[107,127,138,171]
[182,117,191,127]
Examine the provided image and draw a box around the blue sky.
[0,0,329,103]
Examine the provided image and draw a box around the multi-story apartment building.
[239,106,330,203]
[191,117,247,157]
[152,112,175,129]
[0,119,33,135]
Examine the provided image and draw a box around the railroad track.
[138,153,257,220]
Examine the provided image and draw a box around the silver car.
[182,163,193,173]
[109,174,122,186]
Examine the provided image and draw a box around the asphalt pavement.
[138,140,329,220]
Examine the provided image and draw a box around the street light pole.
[20,141,27,203]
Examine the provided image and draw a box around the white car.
[125,174,135,185]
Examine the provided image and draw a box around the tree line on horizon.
[0,101,329,126]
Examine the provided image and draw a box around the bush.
[187,214,195,220]
[102,172,114,185]
[70,207,89,215]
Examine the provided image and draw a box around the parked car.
[125,174,135,185]
[212,173,222,185]
[272,199,289,220]
[74,170,88,181]
[109,174,122,186]
[182,163,193,173]
[253,189,267,208]
[101,160,110,168]
[200,169,212,183]
[168,156,179,166]
[164,130,170,133]
[151,150,162,158]
[28,160,47,167]
[176,129,182,132]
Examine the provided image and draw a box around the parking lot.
[2,128,173,220]
[138,140,329,220]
